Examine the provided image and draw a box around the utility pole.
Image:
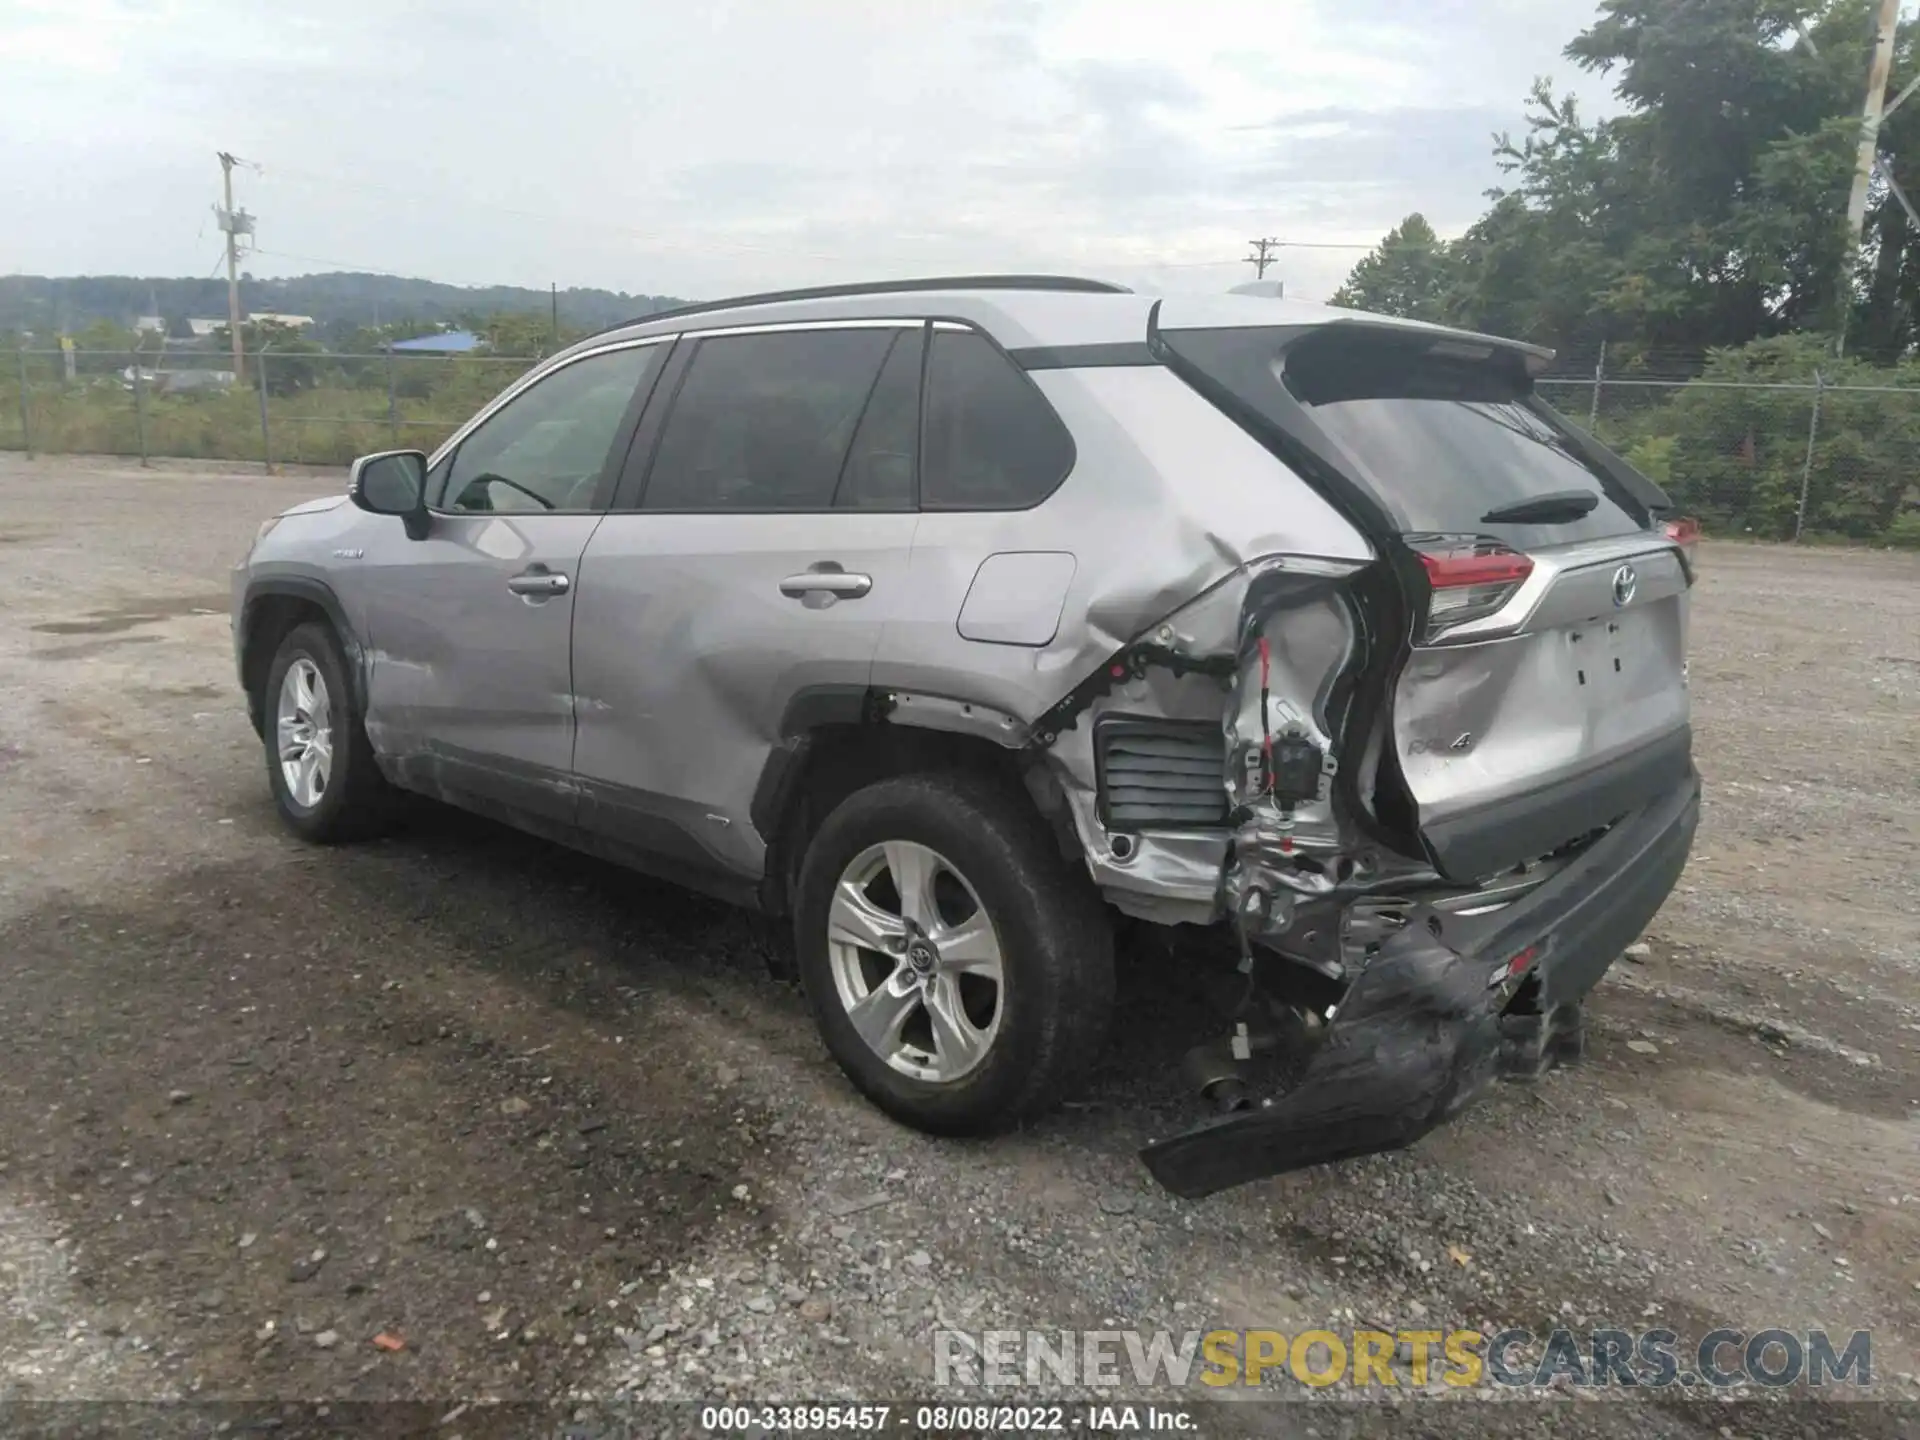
[1845,0,1903,253]
[550,283,559,349]
[216,152,254,383]
[1245,238,1280,279]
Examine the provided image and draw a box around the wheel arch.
[238,576,363,738]
[751,685,1082,917]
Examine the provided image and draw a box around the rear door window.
[921,329,1075,511]
[833,327,922,511]
[641,328,895,512]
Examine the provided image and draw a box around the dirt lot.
[0,452,1916,1439]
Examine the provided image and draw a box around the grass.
[0,356,533,468]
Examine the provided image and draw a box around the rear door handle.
[779,571,872,599]
[508,567,570,597]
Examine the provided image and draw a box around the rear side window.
[921,329,1075,510]
[642,329,894,512]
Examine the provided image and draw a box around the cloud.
[1236,104,1517,216]
[0,0,1618,303]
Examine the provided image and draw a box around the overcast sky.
[2,0,1614,303]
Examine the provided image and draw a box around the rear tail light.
[1663,516,1701,573]
[1417,543,1534,640]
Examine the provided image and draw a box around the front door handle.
[779,570,872,600]
[508,567,570,597]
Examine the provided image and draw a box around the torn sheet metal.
[1032,554,1370,924]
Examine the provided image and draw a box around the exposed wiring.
[1257,635,1274,795]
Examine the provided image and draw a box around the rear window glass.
[1161,324,1654,549]
[1306,395,1644,547]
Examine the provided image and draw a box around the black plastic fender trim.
[238,574,366,729]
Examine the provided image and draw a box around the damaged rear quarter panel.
[870,365,1374,919]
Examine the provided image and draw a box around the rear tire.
[794,772,1115,1135]
[262,622,396,843]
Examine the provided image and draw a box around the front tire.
[263,622,395,843]
[794,772,1114,1135]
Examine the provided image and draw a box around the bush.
[1886,510,1920,549]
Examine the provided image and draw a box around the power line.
[1245,234,1386,278]
[229,153,1393,294]
[246,246,682,297]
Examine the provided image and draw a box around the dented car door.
[358,342,662,821]
[568,324,923,885]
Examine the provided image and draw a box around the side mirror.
[348,450,431,541]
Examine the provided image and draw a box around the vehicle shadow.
[371,797,1246,1146]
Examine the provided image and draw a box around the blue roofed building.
[390,329,481,354]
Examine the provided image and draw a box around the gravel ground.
[0,453,1916,1439]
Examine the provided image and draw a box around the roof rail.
[601,274,1131,337]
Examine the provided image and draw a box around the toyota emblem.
[1611,563,1638,608]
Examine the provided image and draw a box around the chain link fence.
[1,345,540,470]
[6,341,1919,545]
[1538,344,1920,546]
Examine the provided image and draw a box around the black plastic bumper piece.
[1140,768,1700,1199]
[1421,724,1695,884]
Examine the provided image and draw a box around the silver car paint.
[857,363,1374,922]
[355,512,603,794]
[955,552,1078,647]
[866,365,1370,722]
[1393,535,1690,829]
[570,509,919,875]
[236,503,373,638]
[237,283,1685,942]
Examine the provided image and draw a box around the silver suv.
[232,276,1700,1196]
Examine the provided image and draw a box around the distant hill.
[0,272,687,340]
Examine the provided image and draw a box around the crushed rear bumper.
[1140,768,1700,1199]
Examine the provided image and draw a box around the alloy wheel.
[824,840,1005,1083]
[275,657,334,809]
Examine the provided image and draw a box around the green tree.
[1558,0,1866,347]
[471,310,589,357]
[1329,214,1454,321]
[212,320,329,396]
[1642,334,1920,538]
[1335,1,1904,358]
[69,318,140,376]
